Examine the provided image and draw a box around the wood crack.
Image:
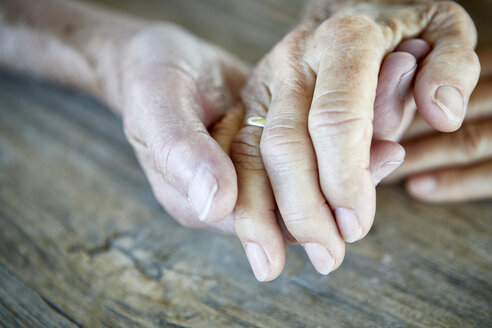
[41,296,85,328]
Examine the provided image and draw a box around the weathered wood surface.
[1,0,491,327]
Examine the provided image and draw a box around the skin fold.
[0,0,481,281]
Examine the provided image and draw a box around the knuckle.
[320,16,375,33]
[260,123,308,170]
[271,32,303,62]
[434,1,477,46]
[281,208,317,231]
[316,16,381,44]
[230,127,264,170]
[261,122,305,152]
[233,208,255,224]
[434,43,477,66]
[309,93,371,137]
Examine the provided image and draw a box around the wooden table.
[1,1,491,327]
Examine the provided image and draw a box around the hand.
[115,24,248,233]
[230,0,480,281]
[388,48,492,202]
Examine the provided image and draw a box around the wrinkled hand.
[116,24,248,233]
[229,0,480,281]
[389,48,492,202]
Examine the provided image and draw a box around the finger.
[306,18,387,243]
[369,140,405,185]
[389,119,492,181]
[210,103,245,155]
[415,1,480,132]
[373,39,431,141]
[231,122,286,282]
[406,160,492,202]
[373,51,417,141]
[404,78,492,140]
[260,67,345,273]
[230,66,287,281]
[126,71,237,224]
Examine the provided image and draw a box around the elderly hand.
[229,0,480,281]
[118,24,248,233]
[388,48,492,202]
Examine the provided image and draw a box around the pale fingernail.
[303,243,335,275]
[335,208,362,243]
[373,159,404,185]
[433,86,464,125]
[397,64,417,98]
[245,243,270,282]
[188,165,218,222]
[409,175,437,195]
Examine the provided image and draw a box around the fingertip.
[245,242,271,282]
[303,243,336,275]
[155,131,238,224]
[334,208,363,243]
[237,213,286,282]
[432,85,465,130]
[414,36,480,133]
[328,170,376,245]
[406,174,438,201]
[377,52,416,99]
[415,83,467,133]
[370,140,406,185]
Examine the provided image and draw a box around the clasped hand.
[119,1,480,281]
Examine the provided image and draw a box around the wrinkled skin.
[214,1,480,281]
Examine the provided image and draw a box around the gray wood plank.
[1,0,492,327]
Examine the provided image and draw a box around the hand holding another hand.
[223,0,480,281]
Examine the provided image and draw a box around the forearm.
[0,0,147,113]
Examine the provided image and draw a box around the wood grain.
[1,1,491,327]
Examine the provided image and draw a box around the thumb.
[128,72,238,224]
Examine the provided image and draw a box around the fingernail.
[245,243,270,282]
[188,165,218,222]
[303,243,335,275]
[409,175,437,195]
[433,86,464,125]
[373,159,404,185]
[335,208,362,243]
[397,64,417,98]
